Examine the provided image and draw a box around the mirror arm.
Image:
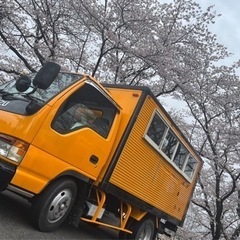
[26,86,38,95]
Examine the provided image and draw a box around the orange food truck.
[0,62,202,239]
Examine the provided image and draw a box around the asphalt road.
[0,190,118,239]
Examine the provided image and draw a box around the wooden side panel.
[109,96,200,221]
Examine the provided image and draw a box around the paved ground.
[0,190,118,239]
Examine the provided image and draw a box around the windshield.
[0,72,83,103]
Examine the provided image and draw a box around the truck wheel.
[120,218,156,240]
[30,178,77,232]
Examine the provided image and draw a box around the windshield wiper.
[24,94,45,103]
[1,92,44,103]
[0,89,8,94]
[1,92,29,101]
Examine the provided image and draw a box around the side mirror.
[33,62,61,89]
[15,75,31,92]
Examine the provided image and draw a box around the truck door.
[32,81,120,180]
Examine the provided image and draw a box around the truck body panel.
[0,104,52,142]
[105,94,201,223]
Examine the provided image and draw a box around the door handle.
[90,155,99,164]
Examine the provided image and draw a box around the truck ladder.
[80,188,132,233]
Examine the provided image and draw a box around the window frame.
[144,110,198,182]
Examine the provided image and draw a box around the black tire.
[119,218,134,239]
[30,178,77,232]
[119,218,156,240]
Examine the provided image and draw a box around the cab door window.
[52,82,117,138]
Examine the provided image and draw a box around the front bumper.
[0,159,16,191]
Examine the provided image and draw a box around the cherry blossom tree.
[169,61,240,239]
[1,0,224,92]
[0,0,6,21]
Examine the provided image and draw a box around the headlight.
[0,134,29,163]
[0,140,11,157]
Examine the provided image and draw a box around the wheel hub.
[47,189,72,223]
[139,224,153,240]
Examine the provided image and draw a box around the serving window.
[144,110,198,181]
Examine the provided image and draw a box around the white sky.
[196,0,240,66]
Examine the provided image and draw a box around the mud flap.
[68,183,89,227]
